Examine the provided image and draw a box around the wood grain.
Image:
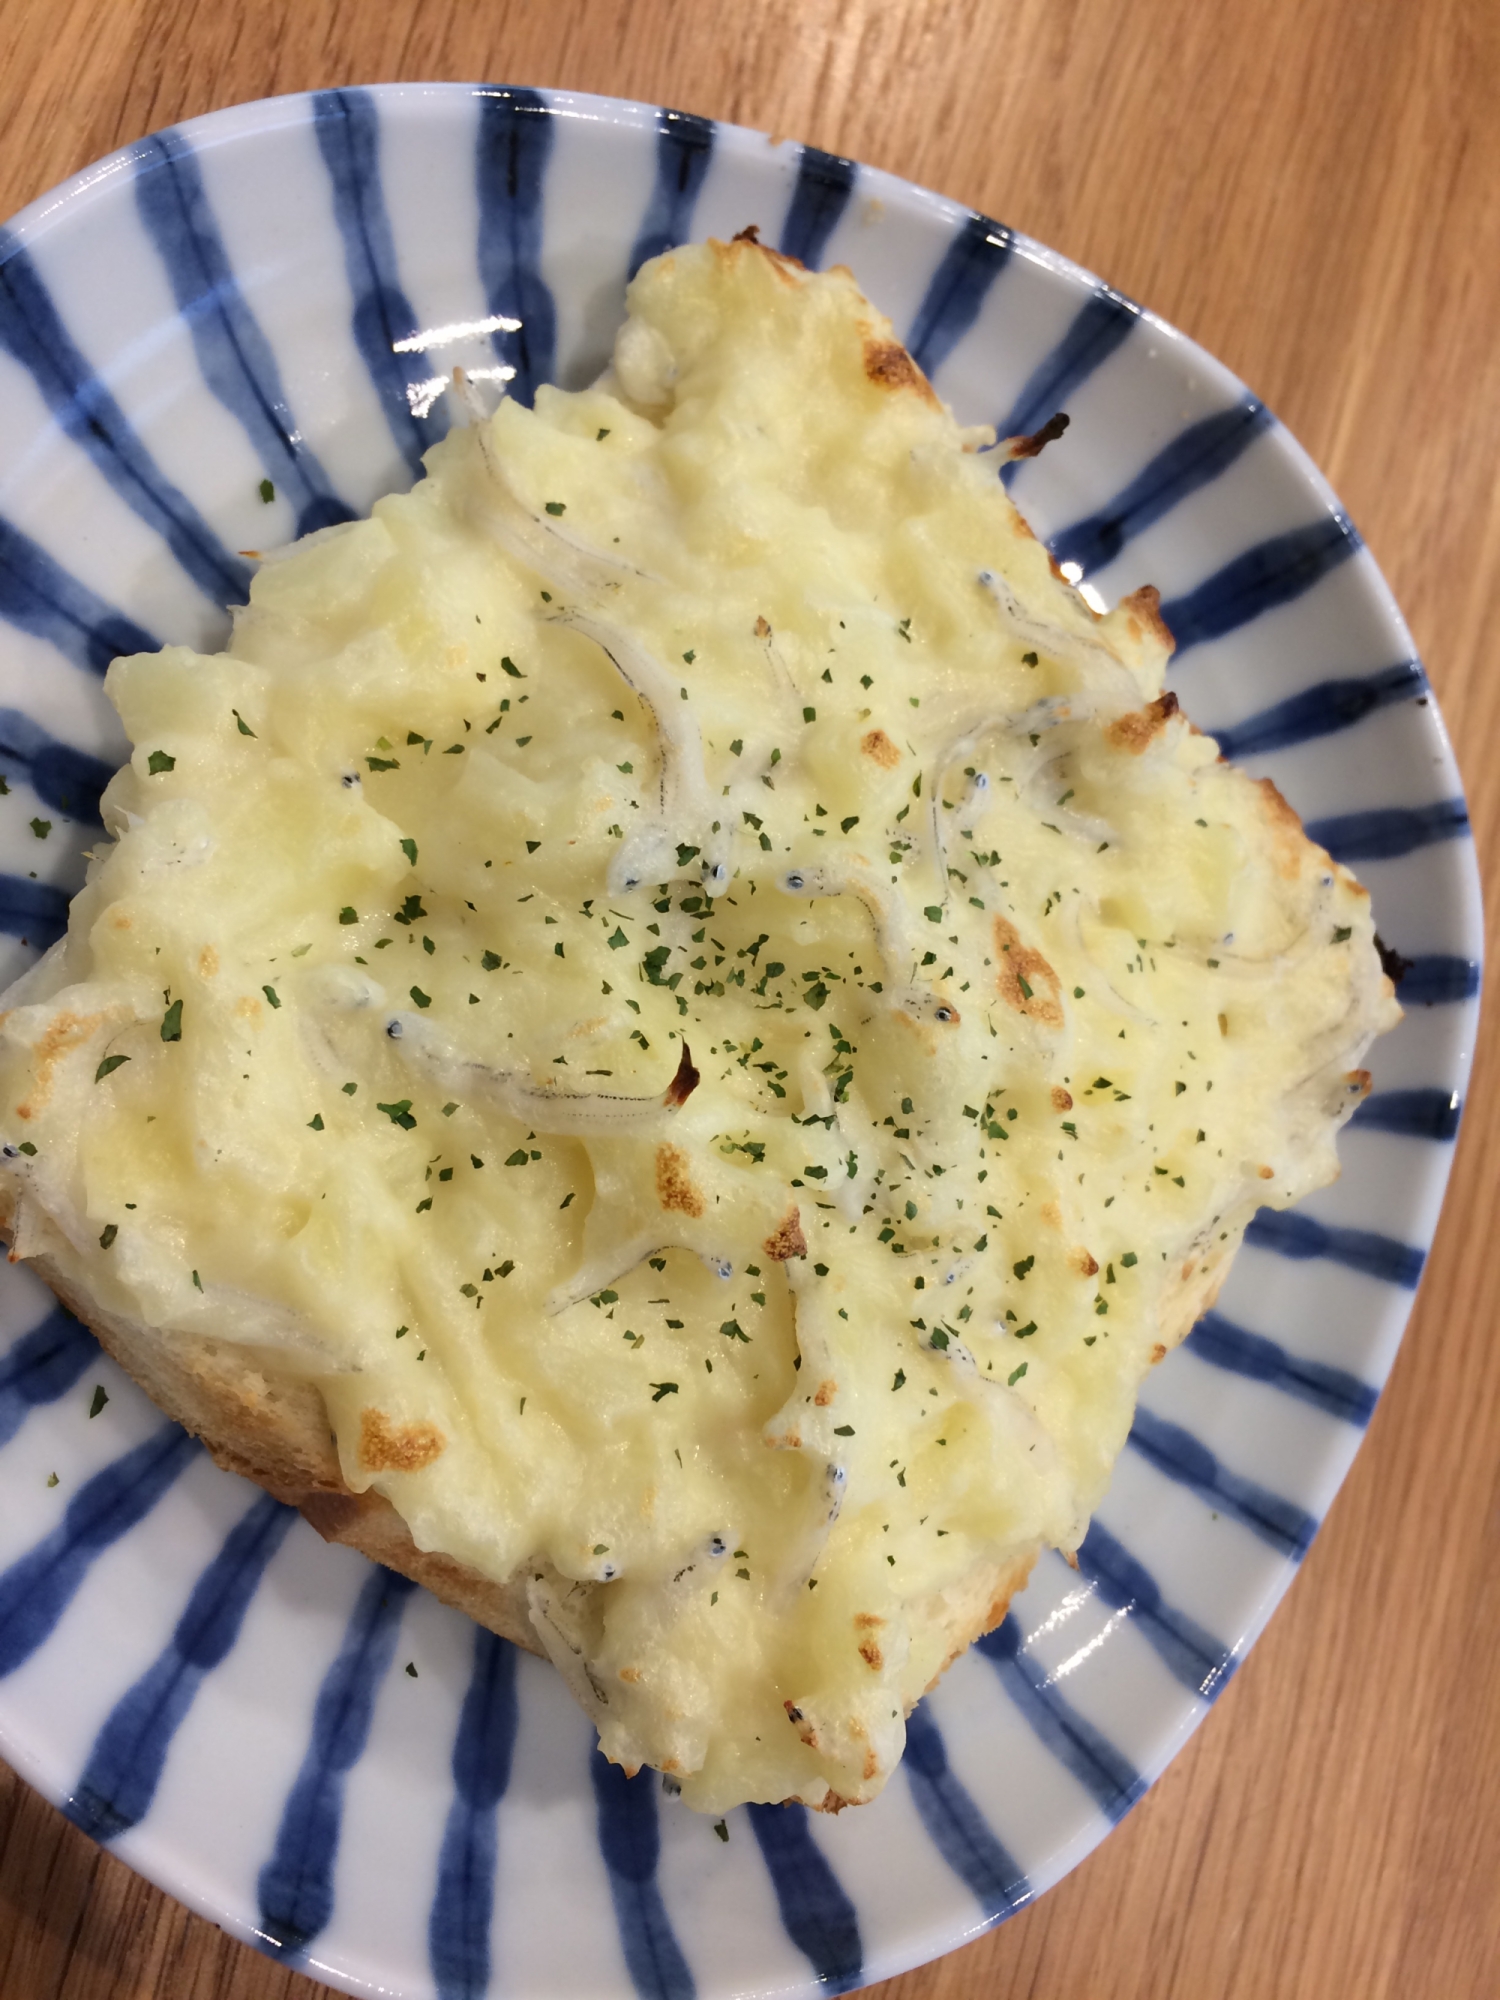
[1,1,1496,1994]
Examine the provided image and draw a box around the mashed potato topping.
[0,239,1397,1811]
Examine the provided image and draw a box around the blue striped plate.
[0,85,1480,2000]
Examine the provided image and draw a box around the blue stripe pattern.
[746,1802,863,1994]
[475,89,559,407]
[428,1629,520,2000]
[903,1704,1031,1922]
[1245,1207,1425,1288]
[1397,955,1480,1006]
[0,873,69,947]
[1186,1311,1378,1426]
[1128,1409,1319,1559]
[312,91,442,472]
[1303,798,1469,864]
[0,514,159,676]
[256,1567,416,1957]
[0,707,114,822]
[778,147,857,269]
[628,110,716,279]
[1049,399,1272,574]
[0,1423,200,1678]
[0,1307,97,1448]
[1213,660,1428,760]
[0,232,251,607]
[133,132,354,540]
[906,214,1015,379]
[1160,514,1361,653]
[995,287,1138,482]
[975,1616,1147,1821]
[1075,1522,1233,1699]
[590,1753,695,1999]
[64,1492,295,1841]
[1351,1088,1461,1142]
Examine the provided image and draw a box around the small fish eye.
[785,872,805,891]
[386,1019,404,1039]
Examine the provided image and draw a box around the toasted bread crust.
[2,1203,543,1656]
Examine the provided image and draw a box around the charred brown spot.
[1051,1086,1074,1112]
[862,1748,880,1781]
[655,1142,706,1218]
[358,1408,445,1474]
[1117,583,1176,656]
[861,336,937,405]
[1060,1549,1080,1572]
[619,1666,642,1683]
[1106,689,1180,755]
[992,915,1064,1027]
[860,727,901,768]
[1040,1200,1063,1229]
[784,1699,819,1749]
[715,231,804,280]
[1071,1248,1099,1278]
[663,1042,700,1109]
[1150,1343,1168,1365]
[1375,934,1412,986]
[858,1640,884,1672]
[854,1613,884,1629]
[198,945,219,978]
[1258,1164,1275,1179]
[764,1207,808,1261]
[1006,409,1070,458]
[754,614,771,639]
[22,1009,114,1116]
[1348,1069,1373,1097]
[813,1378,838,1407]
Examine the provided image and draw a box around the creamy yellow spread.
[0,240,1397,1811]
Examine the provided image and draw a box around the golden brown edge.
[0,1204,543,1656]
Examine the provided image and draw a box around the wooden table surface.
[1,1,1496,1995]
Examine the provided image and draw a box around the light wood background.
[0,2,1496,1995]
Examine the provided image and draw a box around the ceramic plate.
[0,84,1480,2000]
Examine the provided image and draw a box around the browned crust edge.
[0,1211,543,1656]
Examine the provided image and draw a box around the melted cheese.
[0,240,1398,1811]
